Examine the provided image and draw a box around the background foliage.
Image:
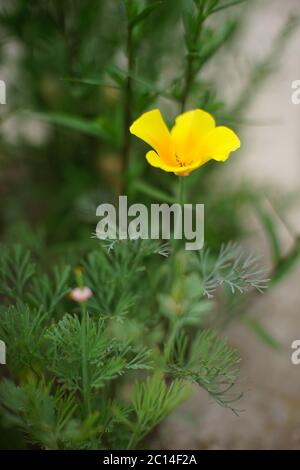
[0,0,299,450]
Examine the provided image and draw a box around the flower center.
[175,155,193,167]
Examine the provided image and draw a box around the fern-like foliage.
[197,242,269,298]
[45,313,152,392]
[0,303,47,375]
[0,237,269,449]
[27,266,71,315]
[0,378,101,449]
[0,245,35,301]
[83,238,170,323]
[127,374,189,449]
[167,330,242,411]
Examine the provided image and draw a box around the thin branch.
[122,2,135,192]
[209,0,248,15]
[180,5,205,112]
[271,236,300,285]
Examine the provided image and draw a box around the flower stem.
[166,177,186,359]
[177,175,185,206]
[81,302,91,417]
[173,175,186,253]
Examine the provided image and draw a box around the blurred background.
[155,0,300,450]
[0,0,300,449]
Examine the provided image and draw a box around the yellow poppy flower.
[130,108,240,176]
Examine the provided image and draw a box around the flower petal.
[201,126,241,161]
[170,109,216,163]
[145,150,163,168]
[145,150,177,172]
[130,109,176,165]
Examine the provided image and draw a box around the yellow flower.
[130,109,240,176]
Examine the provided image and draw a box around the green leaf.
[128,373,189,449]
[27,265,71,315]
[242,317,281,351]
[254,202,281,264]
[0,378,79,449]
[46,313,152,392]
[0,245,35,300]
[271,236,300,285]
[193,20,238,69]
[0,304,47,374]
[209,0,248,14]
[30,112,114,142]
[168,330,242,410]
[132,180,175,204]
[197,242,269,298]
[129,2,162,28]
[108,66,175,101]
[62,77,121,89]
[182,0,198,50]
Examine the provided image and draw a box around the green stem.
[122,2,135,192]
[177,175,185,206]
[164,317,180,362]
[173,176,185,251]
[127,430,138,450]
[167,176,187,351]
[180,6,204,112]
[81,302,91,417]
[271,236,300,285]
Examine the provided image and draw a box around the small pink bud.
[69,286,93,303]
